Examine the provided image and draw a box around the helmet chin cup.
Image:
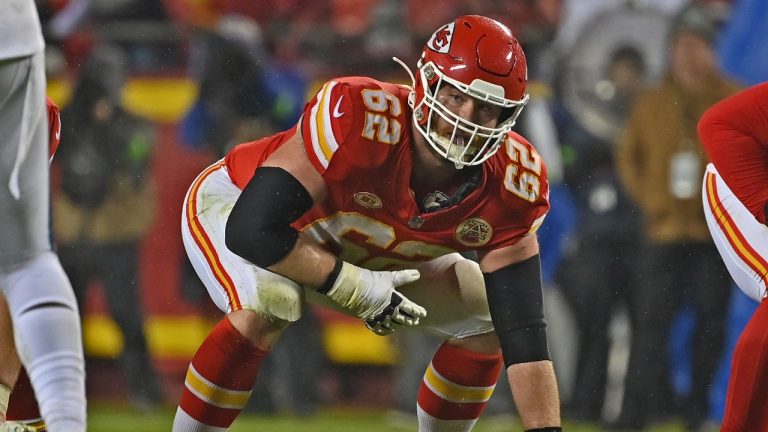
[428,132,478,169]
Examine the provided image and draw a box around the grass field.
[87,403,695,432]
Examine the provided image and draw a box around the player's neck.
[411,146,462,189]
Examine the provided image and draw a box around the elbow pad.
[484,254,550,367]
[225,167,314,267]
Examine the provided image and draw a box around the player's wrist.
[321,261,386,320]
[317,260,344,295]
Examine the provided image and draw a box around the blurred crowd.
[34,0,768,430]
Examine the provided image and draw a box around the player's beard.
[412,129,458,179]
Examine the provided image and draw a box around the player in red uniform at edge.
[175,15,561,432]
[700,82,768,432]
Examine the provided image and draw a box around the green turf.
[87,403,692,431]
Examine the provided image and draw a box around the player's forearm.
[482,251,561,430]
[225,150,425,328]
[267,233,338,289]
[226,167,315,266]
[270,233,426,332]
[507,360,561,430]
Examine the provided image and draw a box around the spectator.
[179,15,308,157]
[53,44,162,409]
[557,45,646,424]
[613,4,741,430]
[717,0,768,85]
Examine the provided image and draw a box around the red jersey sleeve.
[300,77,409,180]
[698,82,768,223]
[46,97,61,161]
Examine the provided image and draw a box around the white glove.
[325,262,426,335]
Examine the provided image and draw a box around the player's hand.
[324,262,426,334]
[364,291,425,335]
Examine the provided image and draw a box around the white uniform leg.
[181,162,305,323]
[2,252,85,432]
[702,163,768,301]
[0,52,49,270]
[0,51,86,432]
[399,253,495,339]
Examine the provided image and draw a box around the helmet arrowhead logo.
[427,22,455,54]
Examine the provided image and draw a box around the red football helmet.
[399,15,529,168]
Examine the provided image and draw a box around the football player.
[175,15,561,432]
[0,1,86,429]
[0,98,65,432]
[700,82,768,432]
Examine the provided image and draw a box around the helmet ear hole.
[424,64,436,80]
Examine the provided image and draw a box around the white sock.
[2,252,86,432]
[417,405,478,432]
[172,408,228,432]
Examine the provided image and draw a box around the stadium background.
[34,0,768,430]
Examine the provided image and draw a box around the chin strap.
[393,56,420,113]
[392,56,416,89]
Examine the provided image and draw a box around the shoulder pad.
[490,132,550,234]
[300,77,410,175]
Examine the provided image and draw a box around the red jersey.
[699,82,768,223]
[225,77,549,270]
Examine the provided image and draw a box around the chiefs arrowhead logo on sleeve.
[427,22,455,54]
